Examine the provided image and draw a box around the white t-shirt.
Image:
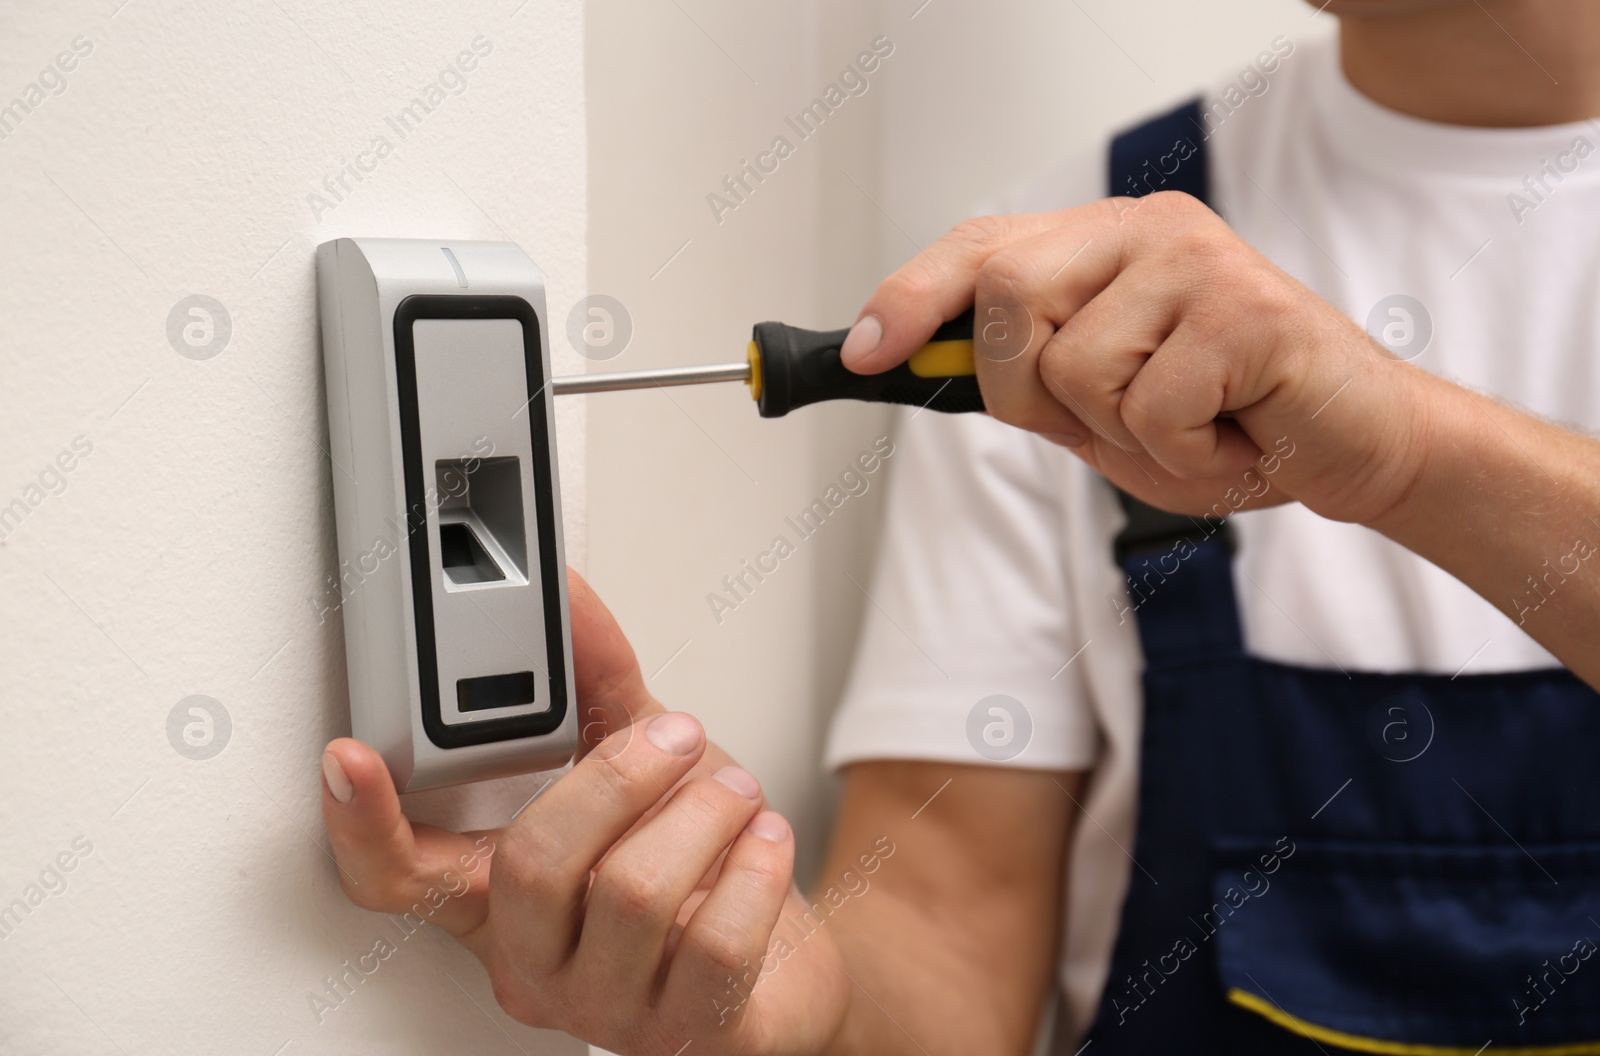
[825,33,1600,1038]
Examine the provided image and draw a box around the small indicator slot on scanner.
[457,671,537,712]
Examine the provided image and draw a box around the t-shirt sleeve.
[824,409,1100,773]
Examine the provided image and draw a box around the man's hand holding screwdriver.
[840,192,1431,525]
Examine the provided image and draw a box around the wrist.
[1361,366,1490,539]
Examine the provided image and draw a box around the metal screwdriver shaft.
[550,361,751,395]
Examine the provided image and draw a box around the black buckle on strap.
[1112,489,1236,564]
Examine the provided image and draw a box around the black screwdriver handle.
[751,309,983,419]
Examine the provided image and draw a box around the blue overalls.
[1064,102,1600,1054]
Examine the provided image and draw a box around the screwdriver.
[551,309,984,419]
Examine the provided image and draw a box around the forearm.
[821,888,1048,1055]
[1370,367,1600,686]
[815,762,1073,1056]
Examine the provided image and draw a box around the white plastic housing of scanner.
[316,238,577,793]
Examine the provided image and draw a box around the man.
[320,1,1600,1051]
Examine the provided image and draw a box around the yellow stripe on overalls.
[1228,989,1600,1056]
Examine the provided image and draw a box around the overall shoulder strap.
[1107,97,1210,204]
[1105,98,1233,566]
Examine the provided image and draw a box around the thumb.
[566,567,664,757]
[319,737,496,939]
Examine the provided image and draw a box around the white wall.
[0,1,586,1052]
[585,0,899,882]
[585,0,1318,886]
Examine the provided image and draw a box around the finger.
[486,711,708,976]
[1035,265,1179,453]
[572,766,766,1003]
[1059,427,1294,520]
[976,195,1231,443]
[970,209,1133,437]
[976,193,1222,346]
[662,811,795,1025]
[840,213,1070,375]
[320,738,495,937]
[566,566,664,756]
[1039,251,1268,480]
[1123,320,1270,480]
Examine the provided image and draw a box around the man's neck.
[1339,1,1600,127]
